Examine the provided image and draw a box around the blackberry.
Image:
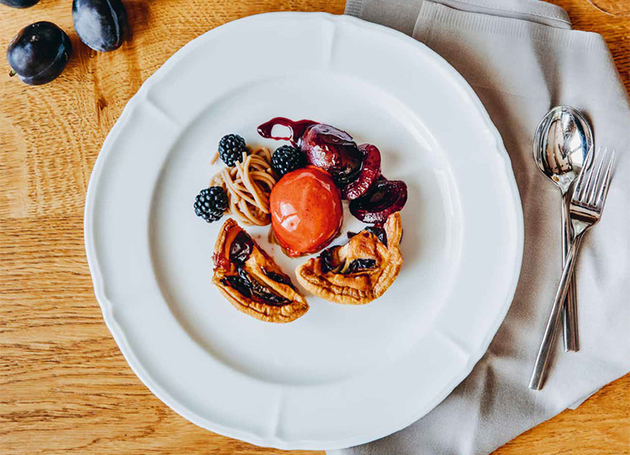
[218,134,248,167]
[194,187,228,223]
[271,145,305,176]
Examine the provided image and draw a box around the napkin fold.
[331,1,630,454]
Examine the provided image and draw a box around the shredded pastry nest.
[210,147,277,226]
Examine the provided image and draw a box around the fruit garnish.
[349,179,407,224]
[229,231,253,265]
[194,187,228,223]
[271,145,305,176]
[259,118,408,223]
[300,123,363,186]
[218,134,248,167]
[342,143,382,200]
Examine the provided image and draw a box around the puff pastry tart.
[296,212,403,305]
[212,218,309,323]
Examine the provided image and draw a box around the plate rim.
[84,11,524,450]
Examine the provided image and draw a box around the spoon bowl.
[534,106,593,193]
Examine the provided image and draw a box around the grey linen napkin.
[330,1,630,454]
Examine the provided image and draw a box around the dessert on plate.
[198,120,409,321]
[296,212,403,305]
[212,218,309,323]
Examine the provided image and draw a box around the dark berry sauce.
[257,117,317,147]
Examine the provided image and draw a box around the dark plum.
[300,123,363,186]
[342,143,381,200]
[7,22,72,85]
[1,0,40,8]
[349,178,408,223]
[72,0,128,52]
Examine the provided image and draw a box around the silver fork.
[529,147,616,390]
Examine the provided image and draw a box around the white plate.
[85,12,523,450]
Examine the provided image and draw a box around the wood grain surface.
[1,0,628,454]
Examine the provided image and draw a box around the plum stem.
[9,70,16,77]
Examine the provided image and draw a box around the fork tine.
[573,153,590,200]
[573,170,587,200]
[594,150,615,210]
[586,147,609,205]
[574,152,596,203]
[576,146,603,204]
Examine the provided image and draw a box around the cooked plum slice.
[349,179,407,223]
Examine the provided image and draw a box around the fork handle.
[529,232,585,390]
[561,197,579,352]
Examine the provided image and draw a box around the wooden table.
[1,0,628,453]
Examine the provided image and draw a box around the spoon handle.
[561,196,580,352]
[530,232,585,390]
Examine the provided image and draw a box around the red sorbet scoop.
[270,166,343,257]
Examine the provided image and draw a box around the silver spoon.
[533,106,593,352]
